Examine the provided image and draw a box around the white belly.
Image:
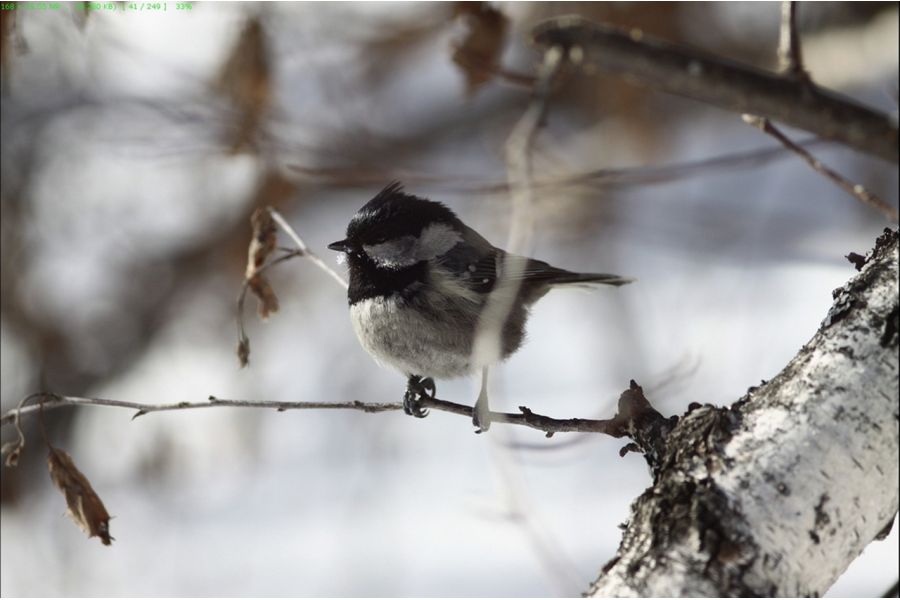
[349,296,475,379]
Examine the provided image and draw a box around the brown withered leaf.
[451,2,508,95]
[237,335,251,368]
[245,208,279,320]
[215,17,271,153]
[248,274,279,320]
[47,446,113,545]
[246,207,278,279]
[2,439,23,467]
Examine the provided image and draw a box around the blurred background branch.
[532,15,899,163]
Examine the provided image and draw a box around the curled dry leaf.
[245,207,280,320]
[2,393,28,467]
[451,2,508,94]
[2,439,23,467]
[47,446,113,545]
[247,207,278,277]
[237,335,251,368]
[248,274,279,320]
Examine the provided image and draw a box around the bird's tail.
[549,271,635,287]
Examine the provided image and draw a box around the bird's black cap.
[342,182,463,247]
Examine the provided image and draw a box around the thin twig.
[287,138,832,195]
[268,208,347,290]
[0,392,629,437]
[532,16,898,163]
[778,1,807,80]
[743,114,899,221]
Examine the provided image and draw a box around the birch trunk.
[590,229,899,597]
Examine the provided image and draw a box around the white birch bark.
[590,229,899,597]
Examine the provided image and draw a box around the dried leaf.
[2,439,23,467]
[451,2,508,95]
[248,274,279,320]
[245,201,290,321]
[246,207,278,279]
[237,335,251,368]
[215,17,271,153]
[47,447,113,545]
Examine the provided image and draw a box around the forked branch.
[531,16,899,163]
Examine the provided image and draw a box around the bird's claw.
[404,376,435,418]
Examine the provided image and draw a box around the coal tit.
[328,182,632,431]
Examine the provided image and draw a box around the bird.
[328,182,632,432]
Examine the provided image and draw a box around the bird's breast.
[349,293,480,379]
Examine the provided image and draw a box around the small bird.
[328,182,632,432]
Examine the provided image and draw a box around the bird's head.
[328,182,464,269]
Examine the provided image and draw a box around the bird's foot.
[404,376,435,418]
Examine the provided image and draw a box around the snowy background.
[1,2,897,597]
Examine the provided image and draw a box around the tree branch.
[588,228,899,597]
[268,208,348,290]
[531,16,899,164]
[0,382,672,441]
[742,114,898,221]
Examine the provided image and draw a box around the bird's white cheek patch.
[417,223,462,260]
[362,224,461,269]
[363,236,418,268]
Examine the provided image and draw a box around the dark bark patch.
[875,515,896,541]
[845,252,867,271]
[808,493,832,544]
[823,288,866,328]
[814,494,831,529]
[879,303,898,348]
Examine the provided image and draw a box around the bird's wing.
[436,225,561,293]
[433,226,497,294]
[437,224,632,295]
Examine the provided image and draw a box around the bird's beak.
[328,239,351,252]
